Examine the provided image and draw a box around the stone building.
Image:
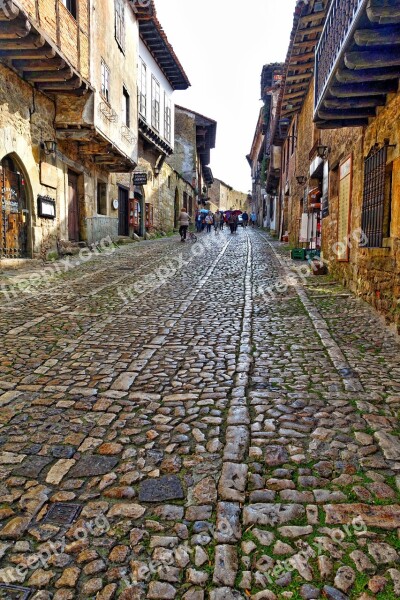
[247,63,283,228]
[168,105,217,220]
[209,179,232,212]
[272,0,400,332]
[0,0,140,260]
[120,1,191,237]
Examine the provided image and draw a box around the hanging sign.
[133,172,148,185]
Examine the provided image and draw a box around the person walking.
[228,212,236,234]
[205,212,213,233]
[195,211,202,233]
[250,212,257,227]
[179,207,190,242]
[213,210,222,233]
[242,211,249,227]
[220,211,225,230]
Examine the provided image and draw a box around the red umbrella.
[232,210,242,215]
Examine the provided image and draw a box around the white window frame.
[151,75,160,131]
[115,0,125,51]
[101,59,110,103]
[164,93,171,142]
[138,60,147,118]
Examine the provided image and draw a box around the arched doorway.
[174,188,180,229]
[0,154,30,258]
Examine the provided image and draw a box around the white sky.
[155,0,295,193]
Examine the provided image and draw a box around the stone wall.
[0,64,124,259]
[286,80,400,332]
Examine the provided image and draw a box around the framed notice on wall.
[337,155,352,261]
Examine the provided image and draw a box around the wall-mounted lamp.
[40,140,57,156]
[296,175,307,185]
[316,145,329,159]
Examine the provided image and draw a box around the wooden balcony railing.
[314,0,367,113]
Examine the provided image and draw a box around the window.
[122,86,130,127]
[97,182,107,215]
[151,76,160,131]
[115,0,125,51]
[138,60,147,118]
[101,59,110,103]
[168,176,171,189]
[61,0,77,18]
[361,145,392,248]
[337,155,352,261]
[164,93,172,142]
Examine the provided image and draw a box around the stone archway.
[174,187,180,229]
[0,153,32,258]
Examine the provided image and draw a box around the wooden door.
[118,186,129,236]
[68,171,79,242]
[0,157,28,258]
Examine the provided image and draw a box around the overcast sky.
[156,0,295,193]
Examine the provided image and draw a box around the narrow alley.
[0,230,400,600]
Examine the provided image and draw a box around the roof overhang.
[134,1,190,91]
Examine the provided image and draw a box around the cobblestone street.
[1,229,400,600]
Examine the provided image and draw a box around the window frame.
[97,181,108,216]
[151,75,160,132]
[138,60,147,119]
[122,86,130,127]
[101,59,111,103]
[114,0,125,52]
[164,92,172,143]
[361,144,392,248]
[61,0,77,19]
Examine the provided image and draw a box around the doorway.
[118,186,129,236]
[68,170,80,242]
[0,155,29,258]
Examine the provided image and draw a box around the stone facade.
[0,0,139,260]
[283,80,400,333]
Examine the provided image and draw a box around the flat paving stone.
[68,456,119,477]
[139,475,184,502]
[14,456,52,478]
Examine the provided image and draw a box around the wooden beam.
[285,72,313,83]
[25,68,74,82]
[0,2,20,21]
[12,57,66,71]
[336,66,400,83]
[283,90,307,100]
[330,80,399,97]
[323,96,387,109]
[317,107,377,120]
[0,33,45,49]
[315,118,369,129]
[0,18,31,38]
[367,3,400,25]
[37,77,83,91]
[299,10,325,25]
[295,24,324,37]
[355,26,400,46]
[287,62,314,74]
[345,48,400,69]
[289,50,316,63]
[56,128,94,141]
[0,46,55,59]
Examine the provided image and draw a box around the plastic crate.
[291,248,306,260]
[306,249,321,261]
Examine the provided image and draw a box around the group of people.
[178,207,257,241]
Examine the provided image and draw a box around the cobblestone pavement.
[0,229,400,600]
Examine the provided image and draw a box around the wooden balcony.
[0,0,90,95]
[314,0,400,128]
